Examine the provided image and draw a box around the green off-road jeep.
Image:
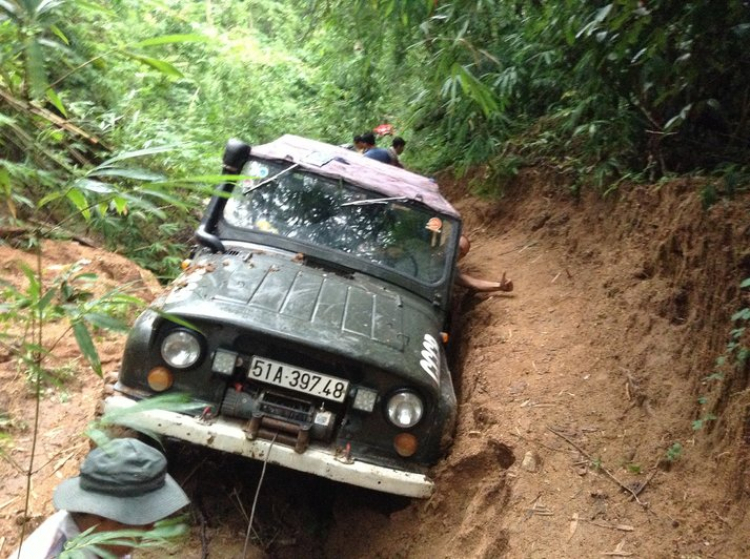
[104,135,461,497]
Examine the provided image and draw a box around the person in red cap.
[9,438,190,559]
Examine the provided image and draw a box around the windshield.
[223,158,458,285]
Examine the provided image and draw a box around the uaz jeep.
[105,135,461,497]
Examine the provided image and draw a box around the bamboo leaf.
[131,34,211,48]
[112,196,128,215]
[450,63,498,116]
[36,0,68,17]
[49,23,69,45]
[124,52,183,79]
[0,1,19,18]
[18,262,40,300]
[37,190,64,208]
[153,310,203,333]
[73,179,115,195]
[117,192,167,219]
[72,320,102,376]
[45,87,67,117]
[98,393,197,429]
[37,288,57,311]
[90,168,165,181]
[135,186,189,209]
[83,312,129,332]
[99,146,180,168]
[65,188,92,220]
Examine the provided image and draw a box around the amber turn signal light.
[440,332,449,344]
[147,366,174,392]
[393,433,418,457]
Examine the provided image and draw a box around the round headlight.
[386,391,424,428]
[161,330,202,369]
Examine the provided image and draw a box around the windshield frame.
[212,157,462,307]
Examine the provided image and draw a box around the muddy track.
[4,174,750,558]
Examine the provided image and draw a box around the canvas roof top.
[250,134,460,219]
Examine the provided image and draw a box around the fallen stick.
[571,517,635,532]
[0,496,19,511]
[547,426,648,507]
[601,538,633,556]
[632,458,660,497]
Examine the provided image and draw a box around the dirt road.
[2,171,750,558]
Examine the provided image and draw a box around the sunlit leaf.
[131,34,211,48]
[91,168,165,181]
[36,0,69,18]
[73,179,115,194]
[97,393,198,431]
[66,189,92,220]
[116,192,167,219]
[37,190,65,208]
[45,87,67,117]
[99,146,180,168]
[124,52,183,79]
[49,23,69,45]
[112,196,128,215]
[153,310,203,333]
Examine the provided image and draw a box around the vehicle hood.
[158,250,445,390]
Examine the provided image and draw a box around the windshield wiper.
[340,196,409,207]
[242,163,300,194]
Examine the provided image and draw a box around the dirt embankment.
[2,170,750,558]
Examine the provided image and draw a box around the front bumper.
[103,394,434,498]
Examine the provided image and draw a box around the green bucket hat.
[53,438,190,525]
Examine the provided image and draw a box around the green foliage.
[317,0,750,182]
[60,515,189,559]
[87,392,197,448]
[699,182,719,210]
[665,442,683,463]
[2,0,748,200]
[692,412,717,431]
[0,257,142,381]
[723,278,750,369]
[626,463,642,474]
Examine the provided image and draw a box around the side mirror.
[195,139,252,253]
[223,139,251,173]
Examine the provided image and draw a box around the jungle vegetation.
[1,0,749,278]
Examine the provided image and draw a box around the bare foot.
[499,272,513,292]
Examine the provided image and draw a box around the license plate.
[248,357,349,403]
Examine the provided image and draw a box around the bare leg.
[456,271,513,292]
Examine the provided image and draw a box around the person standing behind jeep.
[360,132,393,164]
[387,137,406,168]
